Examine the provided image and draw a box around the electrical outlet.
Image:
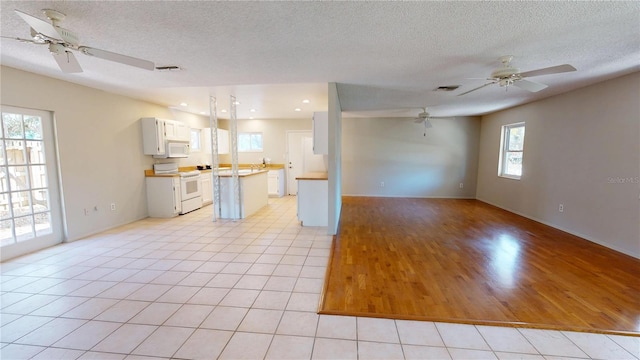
[559,204,564,212]
[111,203,116,211]
[84,208,89,216]
[380,181,385,187]
[459,183,464,189]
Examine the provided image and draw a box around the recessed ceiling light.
[233,101,241,105]
[221,109,228,113]
[249,116,254,119]
[200,111,206,115]
[180,102,188,107]
[302,99,310,104]
[294,108,301,112]
[250,109,256,112]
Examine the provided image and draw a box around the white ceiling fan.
[3,9,155,73]
[458,55,576,96]
[414,107,434,128]
[413,107,454,136]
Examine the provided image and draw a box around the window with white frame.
[238,132,263,152]
[190,129,201,152]
[499,122,525,179]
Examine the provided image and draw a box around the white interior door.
[302,137,327,172]
[286,131,327,196]
[286,131,309,195]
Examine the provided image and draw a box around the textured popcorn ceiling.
[1,1,638,119]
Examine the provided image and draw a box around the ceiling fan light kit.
[412,107,439,135]
[10,8,155,73]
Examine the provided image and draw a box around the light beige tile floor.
[1,196,638,359]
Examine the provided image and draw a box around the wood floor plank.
[319,197,640,336]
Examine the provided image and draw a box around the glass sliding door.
[0,106,63,261]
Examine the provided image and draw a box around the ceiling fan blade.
[519,64,576,78]
[79,46,155,70]
[1,35,38,44]
[51,50,82,73]
[15,10,60,40]
[414,118,424,123]
[457,82,495,96]
[514,79,547,93]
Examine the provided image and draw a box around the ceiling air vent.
[434,85,460,92]
[155,65,182,71]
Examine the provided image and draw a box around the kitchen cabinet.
[296,172,328,226]
[312,112,328,155]
[203,128,230,154]
[202,172,213,205]
[268,169,285,197]
[141,117,191,156]
[146,176,181,217]
[141,117,166,156]
[165,120,190,141]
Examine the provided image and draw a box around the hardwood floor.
[319,197,640,336]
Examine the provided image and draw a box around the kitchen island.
[296,171,328,227]
[218,169,268,219]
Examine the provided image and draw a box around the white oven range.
[179,170,202,214]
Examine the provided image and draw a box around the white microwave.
[166,142,190,158]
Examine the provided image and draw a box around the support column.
[208,96,220,221]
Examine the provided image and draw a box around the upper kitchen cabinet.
[142,117,191,156]
[313,112,328,155]
[141,117,166,156]
[164,120,190,142]
[203,128,230,154]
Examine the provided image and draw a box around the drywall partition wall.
[328,82,342,236]
[217,118,312,165]
[341,116,481,198]
[476,72,640,258]
[0,66,172,242]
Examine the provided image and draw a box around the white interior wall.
[1,66,161,241]
[341,116,481,198]
[328,82,342,235]
[0,66,206,242]
[476,72,640,258]
[3,63,636,257]
[1,66,310,244]
[217,118,312,165]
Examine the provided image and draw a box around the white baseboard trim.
[66,215,149,243]
[476,197,639,259]
[341,193,476,199]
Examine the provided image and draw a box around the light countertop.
[296,171,328,180]
[145,164,284,177]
